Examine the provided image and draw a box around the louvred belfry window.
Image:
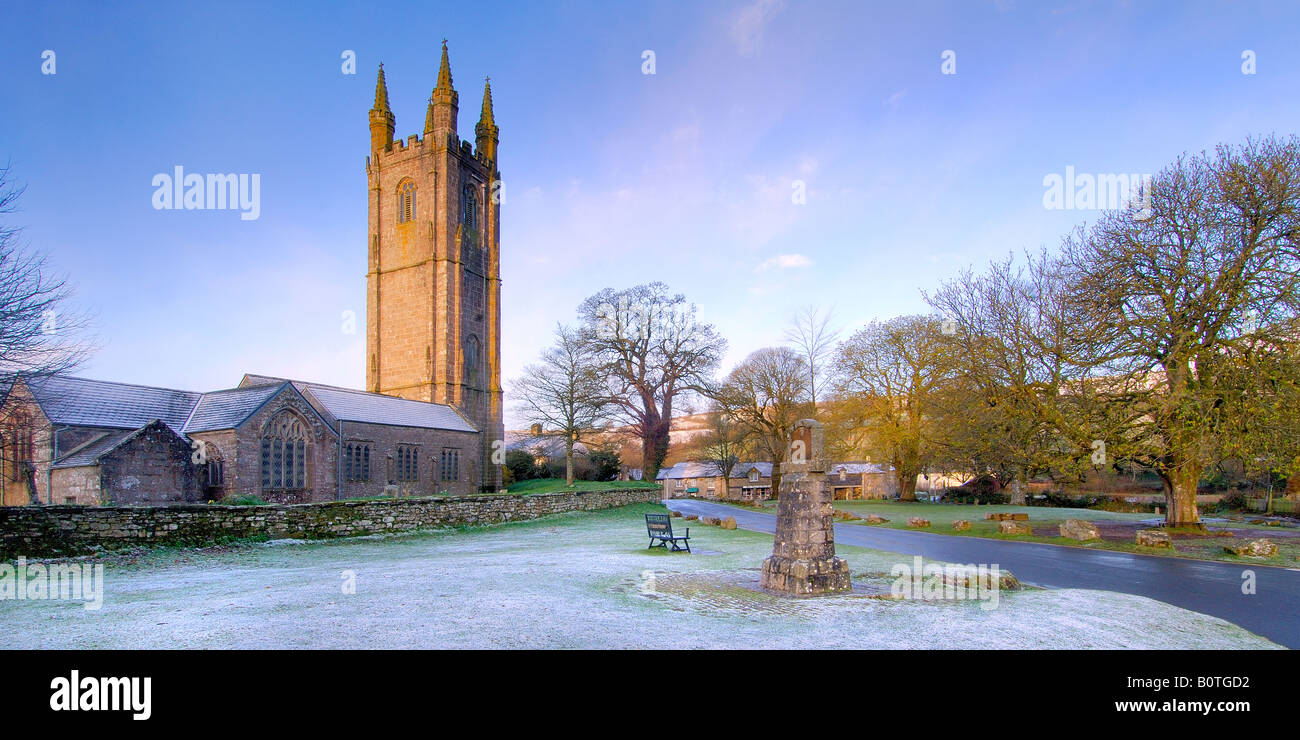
[397,180,416,224]
[461,183,477,228]
[261,412,309,490]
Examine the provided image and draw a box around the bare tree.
[784,305,839,413]
[512,324,608,486]
[930,137,1300,525]
[714,346,810,493]
[1053,136,1300,526]
[926,252,1091,503]
[684,404,747,481]
[576,282,725,480]
[0,165,90,381]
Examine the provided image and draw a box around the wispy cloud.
[755,253,812,272]
[730,0,786,56]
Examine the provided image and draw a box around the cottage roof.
[730,461,773,479]
[503,432,589,457]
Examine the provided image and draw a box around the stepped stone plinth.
[760,419,852,596]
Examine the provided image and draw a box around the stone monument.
[760,419,853,595]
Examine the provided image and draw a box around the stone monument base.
[760,554,852,596]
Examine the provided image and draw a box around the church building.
[0,45,504,506]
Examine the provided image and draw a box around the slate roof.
[53,430,137,468]
[52,420,185,469]
[730,461,773,479]
[182,383,287,433]
[237,374,478,433]
[658,461,725,479]
[13,373,480,437]
[829,462,892,475]
[658,460,888,481]
[24,375,202,433]
[504,432,588,457]
[301,383,477,433]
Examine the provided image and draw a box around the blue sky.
[2,0,1297,427]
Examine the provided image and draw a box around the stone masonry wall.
[0,486,663,559]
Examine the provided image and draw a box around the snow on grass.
[0,503,1281,649]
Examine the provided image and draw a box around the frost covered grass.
[0,503,1281,649]
[819,499,1153,525]
[505,479,660,495]
[804,500,1300,566]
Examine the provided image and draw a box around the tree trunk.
[1007,478,1027,506]
[1165,465,1202,527]
[894,452,916,501]
[897,469,918,500]
[565,437,575,487]
[641,417,671,481]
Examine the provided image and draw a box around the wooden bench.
[645,513,691,552]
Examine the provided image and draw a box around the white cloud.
[755,253,811,272]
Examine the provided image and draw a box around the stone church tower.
[365,43,503,491]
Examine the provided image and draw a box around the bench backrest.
[645,513,674,537]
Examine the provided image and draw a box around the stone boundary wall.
[0,487,664,559]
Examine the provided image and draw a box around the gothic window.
[5,410,32,482]
[395,445,419,482]
[206,460,224,488]
[440,448,460,482]
[260,411,308,491]
[460,183,477,229]
[397,180,416,223]
[345,442,372,482]
[748,468,759,483]
[200,442,225,488]
[464,334,480,385]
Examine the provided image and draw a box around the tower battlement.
[365,44,503,493]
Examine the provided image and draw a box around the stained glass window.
[261,412,308,490]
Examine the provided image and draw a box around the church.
[0,45,504,506]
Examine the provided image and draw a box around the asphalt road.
[666,498,1300,649]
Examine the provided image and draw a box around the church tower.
[365,43,503,491]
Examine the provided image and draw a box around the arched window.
[196,441,225,488]
[6,410,32,483]
[261,411,308,490]
[464,334,480,385]
[461,183,477,229]
[747,468,759,483]
[397,180,416,224]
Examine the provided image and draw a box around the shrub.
[1029,491,1102,509]
[504,449,537,481]
[1217,490,1250,512]
[588,449,621,481]
[217,493,268,506]
[946,475,1008,505]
